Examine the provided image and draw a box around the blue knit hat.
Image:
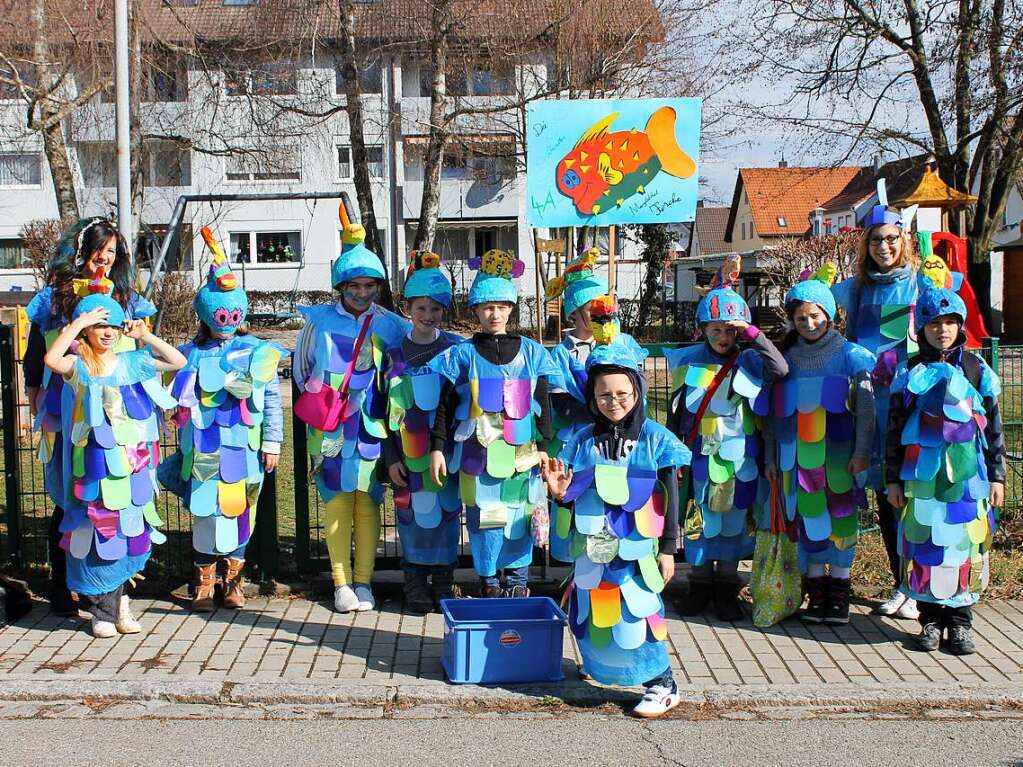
[332,223,386,287]
[467,249,524,306]
[785,262,837,319]
[695,255,751,324]
[403,250,452,308]
[73,293,125,328]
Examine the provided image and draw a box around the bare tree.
[731,0,1023,317]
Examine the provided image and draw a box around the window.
[144,142,191,187]
[147,59,188,102]
[445,60,515,97]
[0,153,41,186]
[223,0,257,5]
[225,61,296,96]
[740,222,746,240]
[225,148,301,182]
[78,143,117,187]
[0,62,35,100]
[337,145,384,179]
[229,231,301,264]
[334,59,383,95]
[776,216,786,227]
[0,238,29,269]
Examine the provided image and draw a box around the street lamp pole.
[114,0,132,251]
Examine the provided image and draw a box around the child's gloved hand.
[389,463,408,488]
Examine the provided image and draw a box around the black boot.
[712,580,745,622]
[48,507,76,616]
[403,570,434,614]
[801,576,828,624]
[676,579,713,616]
[823,577,850,625]
[431,569,456,608]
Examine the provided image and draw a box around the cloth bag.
[750,477,801,628]
[293,313,372,432]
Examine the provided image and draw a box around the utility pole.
[114,0,133,250]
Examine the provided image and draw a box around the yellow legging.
[323,491,381,587]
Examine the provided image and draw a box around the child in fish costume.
[427,249,559,596]
[26,217,156,615]
[885,239,1005,656]
[293,207,411,614]
[666,256,788,621]
[545,342,689,718]
[546,247,645,562]
[382,251,463,613]
[763,264,876,625]
[42,278,185,638]
[160,228,287,612]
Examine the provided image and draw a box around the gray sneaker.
[333,585,360,614]
[948,625,976,655]
[353,583,375,611]
[917,622,942,652]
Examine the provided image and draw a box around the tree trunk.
[337,0,392,308]
[31,0,78,223]
[631,224,671,336]
[412,9,450,253]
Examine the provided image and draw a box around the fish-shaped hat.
[914,231,967,327]
[695,254,751,324]
[864,179,918,229]
[332,203,386,287]
[71,265,125,327]
[785,262,837,319]
[545,247,608,317]
[193,227,248,336]
[467,248,524,306]
[403,250,453,308]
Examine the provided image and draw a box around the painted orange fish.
[556,106,696,216]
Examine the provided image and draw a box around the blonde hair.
[856,224,918,284]
[77,328,117,376]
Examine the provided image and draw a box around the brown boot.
[222,558,246,609]
[192,563,217,612]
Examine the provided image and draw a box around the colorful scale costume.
[429,338,558,575]
[58,298,173,596]
[771,342,874,568]
[561,344,690,686]
[892,359,997,606]
[161,227,288,556]
[665,344,768,564]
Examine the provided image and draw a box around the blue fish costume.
[428,249,559,584]
[29,218,156,512]
[560,343,690,686]
[385,251,463,569]
[890,260,1000,610]
[57,291,174,598]
[161,227,288,561]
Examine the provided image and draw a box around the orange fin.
[645,106,695,179]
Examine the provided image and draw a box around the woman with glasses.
[831,184,920,620]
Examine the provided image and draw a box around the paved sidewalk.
[2,589,1023,710]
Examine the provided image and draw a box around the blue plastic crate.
[440,597,568,684]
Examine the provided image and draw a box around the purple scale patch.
[340,412,359,440]
[943,418,975,443]
[127,527,151,557]
[569,590,586,640]
[91,422,114,450]
[826,489,856,518]
[797,466,826,494]
[328,334,354,372]
[465,505,482,533]
[396,505,414,526]
[220,446,247,483]
[773,381,796,417]
[237,509,251,544]
[88,505,119,538]
[622,470,657,513]
[195,426,221,453]
[348,367,374,393]
[477,378,504,413]
[752,388,770,416]
[173,370,199,408]
[44,376,63,415]
[503,378,532,420]
[744,435,760,459]
[321,456,341,490]
[403,407,430,432]
[460,438,486,477]
[359,440,381,461]
[821,376,849,414]
[367,384,388,420]
[407,471,424,493]
[562,466,595,503]
[130,471,154,506]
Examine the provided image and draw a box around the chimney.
[872,154,882,173]
[778,156,788,168]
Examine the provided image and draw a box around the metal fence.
[2,325,1019,582]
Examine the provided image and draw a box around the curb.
[1,676,1021,710]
